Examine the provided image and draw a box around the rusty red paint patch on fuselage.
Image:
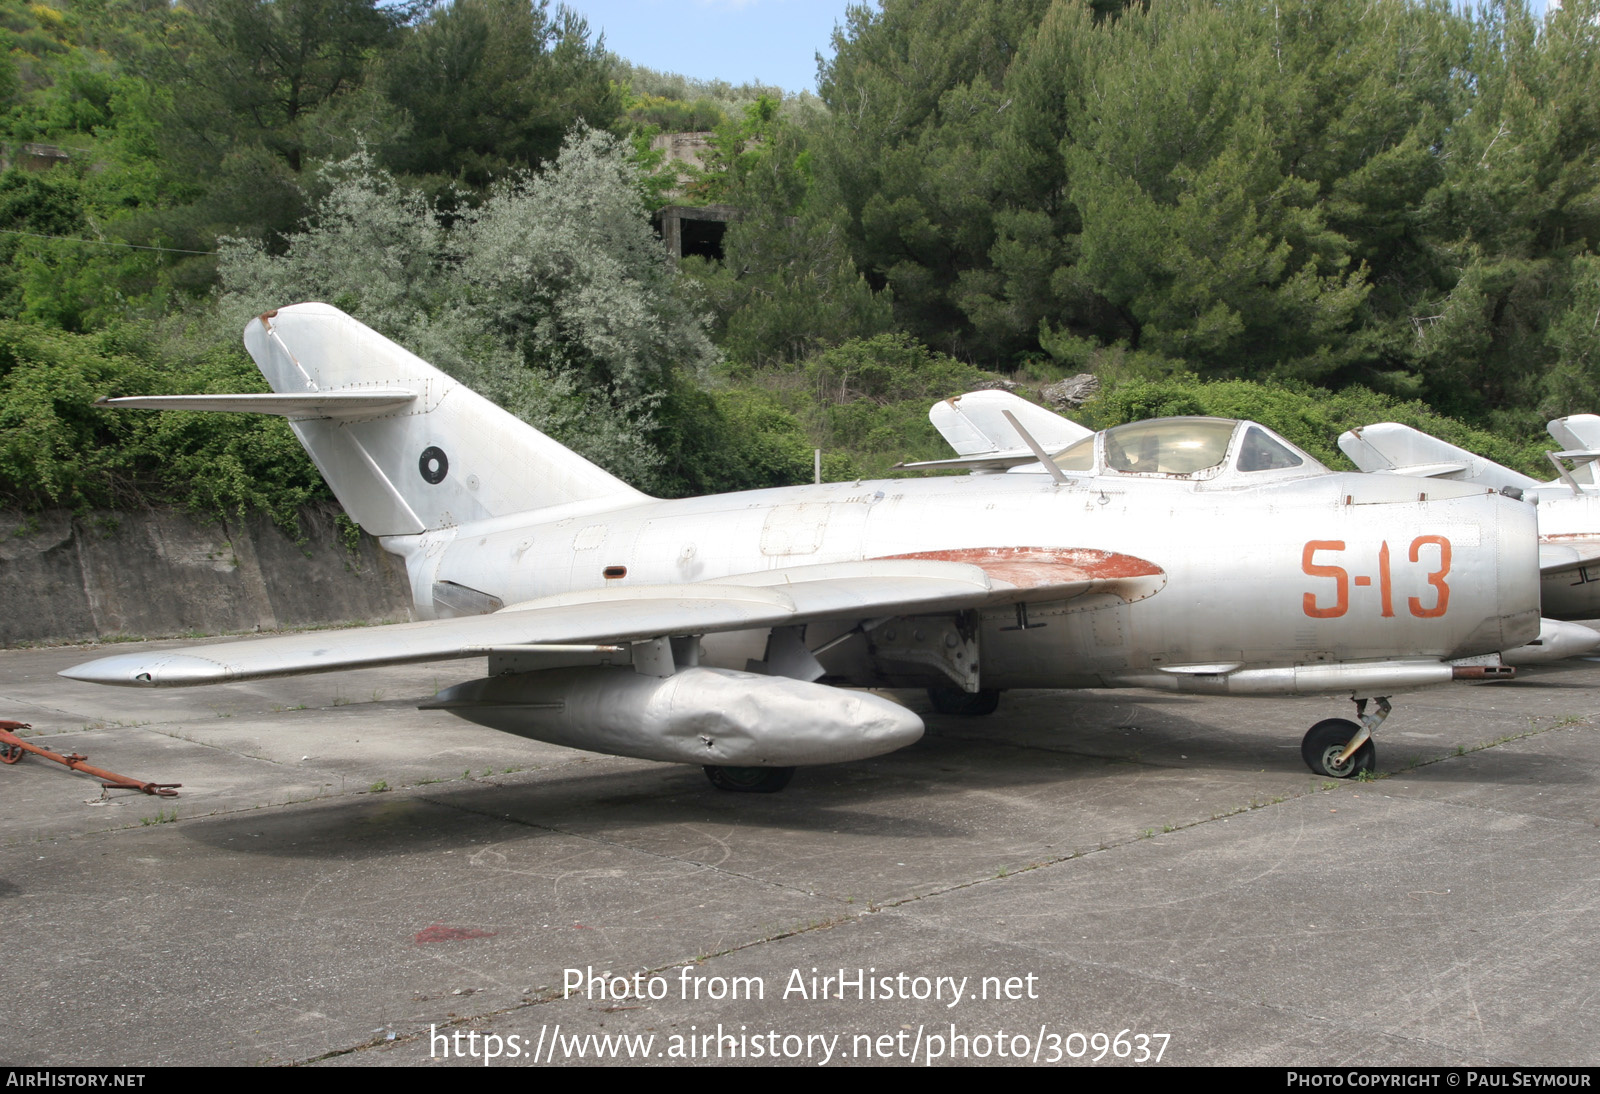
[878,546,1163,589]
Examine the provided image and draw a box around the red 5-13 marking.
[1302,537,1451,619]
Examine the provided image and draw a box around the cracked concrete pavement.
[5,638,1600,1066]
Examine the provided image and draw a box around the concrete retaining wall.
[0,505,413,646]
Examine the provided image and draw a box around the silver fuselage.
[389,468,1539,693]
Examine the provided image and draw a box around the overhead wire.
[0,228,217,255]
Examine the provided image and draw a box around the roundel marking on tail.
[419,446,449,485]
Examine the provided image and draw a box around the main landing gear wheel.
[927,686,1001,716]
[1301,718,1376,779]
[703,765,795,793]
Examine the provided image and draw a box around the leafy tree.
[807,0,1525,401]
[378,0,617,192]
[815,0,1053,359]
[1410,0,1600,427]
[1544,254,1600,417]
[989,0,1466,384]
[161,0,396,174]
[219,128,718,493]
[0,320,323,522]
[0,5,198,324]
[685,96,893,366]
[0,168,164,332]
[0,320,154,507]
[122,0,398,253]
[458,126,719,432]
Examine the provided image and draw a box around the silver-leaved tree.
[218,126,719,491]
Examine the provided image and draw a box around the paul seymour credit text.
[428,966,1172,1064]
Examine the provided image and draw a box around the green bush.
[0,320,325,526]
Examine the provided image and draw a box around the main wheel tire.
[703,765,795,793]
[927,686,1001,716]
[1301,718,1376,779]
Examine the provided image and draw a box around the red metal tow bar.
[0,720,180,797]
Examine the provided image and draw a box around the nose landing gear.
[1302,696,1390,779]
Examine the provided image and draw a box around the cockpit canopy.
[1048,417,1328,483]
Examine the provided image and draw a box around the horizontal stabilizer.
[894,452,1039,472]
[96,392,417,420]
[1373,460,1470,479]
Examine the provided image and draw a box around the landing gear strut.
[1301,697,1390,778]
[703,765,795,793]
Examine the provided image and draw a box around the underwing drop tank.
[421,667,925,767]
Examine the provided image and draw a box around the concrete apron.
[3,640,1600,1066]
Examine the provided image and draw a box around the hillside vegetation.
[0,0,1595,527]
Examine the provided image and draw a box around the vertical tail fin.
[1338,423,1540,493]
[103,304,647,534]
[239,303,646,535]
[1547,415,1600,486]
[931,390,1092,457]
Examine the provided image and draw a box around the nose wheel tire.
[1302,718,1375,778]
[703,765,795,793]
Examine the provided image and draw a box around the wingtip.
[59,653,231,687]
[59,660,147,687]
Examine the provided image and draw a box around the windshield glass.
[1237,425,1304,472]
[1103,418,1236,475]
[1051,434,1096,471]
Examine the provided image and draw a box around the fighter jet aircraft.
[1340,419,1600,623]
[62,304,1541,788]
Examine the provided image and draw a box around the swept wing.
[62,553,1164,687]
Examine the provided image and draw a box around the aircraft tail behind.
[107,303,646,536]
[1547,415,1600,486]
[894,389,1094,473]
[931,390,1092,457]
[1338,423,1540,493]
